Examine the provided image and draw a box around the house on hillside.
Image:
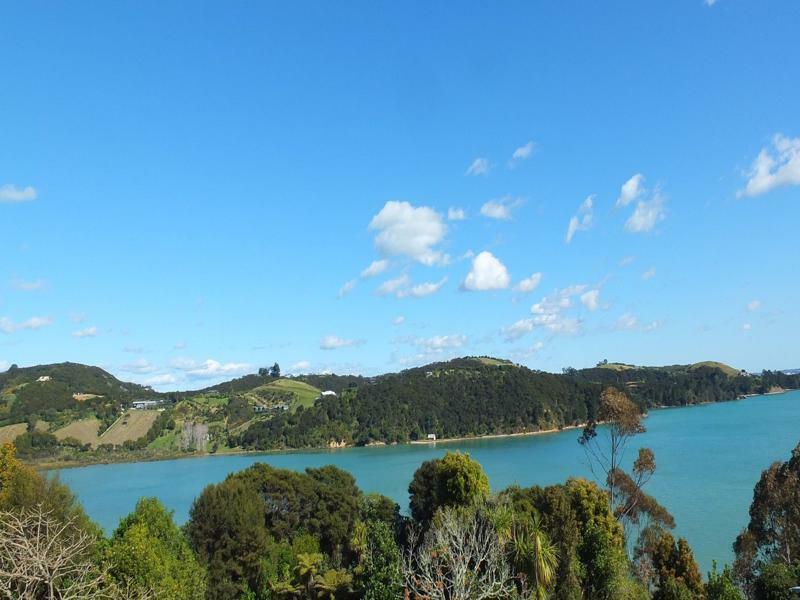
[426,433,437,441]
[320,390,337,398]
[36,376,51,382]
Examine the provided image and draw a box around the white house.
[37,376,51,382]
[426,433,437,441]
[320,390,337,397]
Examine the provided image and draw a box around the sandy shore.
[409,423,587,445]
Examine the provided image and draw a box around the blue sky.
[2,1,799,390]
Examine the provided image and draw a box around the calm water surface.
[58,391,800,573]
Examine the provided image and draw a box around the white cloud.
[120,359,158,374]
[174,341,187,350]
[0,316,53,334]
[361,259,389,278]
[368,201,448,266]
[503,318,536,341]
[739,135,800,197]
[396,277,448,299]
[580,289,600,311]
[0,361,10,373]
[504,285,587,339]
[123,346,145,353]
[320,335,364,350]
[480,196,520,220]
[746,299,761,312]
[415,335,468,351]
[462,251,510,291]
[376,274,411,296]
[0,184,37,203]
[511,141,535,162]
[642,267,656,280]
[337,279,357,298]
[185,359,252,379]
[619,256,635,267]
[70,312,87,323]
[513,272,542,294]
[11,278,46,292]
[625,191,667,233]
[616,313,638,330]
[742,323,752,331]
[72,326,98,338]
[289,360,311,373]
[142,373,178,387]
[465,157,491,176]
[509,341,545,360]
[565,195,594,243]
[393,315,406,326]
[447,207,466,221]
[616,174,645,207]
[705,0,718,5]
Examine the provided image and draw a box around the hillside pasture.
[99,410,160,446]
[257,379,321,410]
[54,418,102,446]
[0,423,26,444]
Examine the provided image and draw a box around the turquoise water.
[57,391,800,573]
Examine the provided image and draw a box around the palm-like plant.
[509,515,558,600]
[295,552,324,596]
[314,568,353,599]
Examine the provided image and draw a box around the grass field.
[255,379,321,411]
[597,362,637,371]
[54,418,101,446]
[475,357,514,366]
[99,410,160,445]
[690,361,740,377]
[0,423,26,444]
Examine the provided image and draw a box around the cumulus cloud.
[415,334,468,352]
[616,174,645,207]
[337,279,357,298]
[183,359,252,379]
[580,289,600,311]
[447,207,466,221]
[72,326,98,338]
[566,195,594,243]
[531,285,587,334]
[624,191,667,233]
[480,196,520,220]
[361,259,389,278]
[642,267,656,280]
[368,201,448,266]
[0,316,53,334]
[396,277,448,299]
[616,313,638,330]
[513,272,542,293]
[11,278,46,292]
[739,134,800,197]
[465,157,491,176]
[746,299,761,312]
[393,315,406,326]
[320,335,364,350]
[0,184,37,203]
[462,251,510,291]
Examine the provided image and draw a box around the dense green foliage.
[105,497,206,599]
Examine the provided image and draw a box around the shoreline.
[36,388,797,471]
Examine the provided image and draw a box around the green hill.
[688,361,741,377]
